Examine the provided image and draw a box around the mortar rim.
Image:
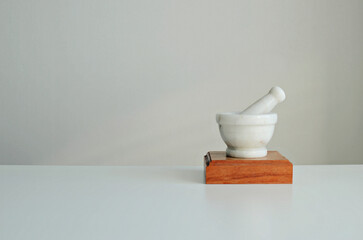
[216,112,277,125]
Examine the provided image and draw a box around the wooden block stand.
[204,151,293,184]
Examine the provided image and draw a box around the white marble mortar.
[216,87,285,158]
[216,112,277,158]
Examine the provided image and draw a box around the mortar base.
[226,147,267,158]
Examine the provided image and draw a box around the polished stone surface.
[217,86,286,158]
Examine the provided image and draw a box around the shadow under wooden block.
[204,151,293,184]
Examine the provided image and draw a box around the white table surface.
[1,165,363,240]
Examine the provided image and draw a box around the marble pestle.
[240,86,286,115]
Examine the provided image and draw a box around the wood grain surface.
[204,151,293,184]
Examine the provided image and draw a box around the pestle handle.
[240,86,286,114]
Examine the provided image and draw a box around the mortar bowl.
[216,112,277,158]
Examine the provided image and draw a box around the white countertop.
[1,165,363,240]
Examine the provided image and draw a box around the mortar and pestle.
[216,86,286,158]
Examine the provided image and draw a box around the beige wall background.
[1,0,363,165]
